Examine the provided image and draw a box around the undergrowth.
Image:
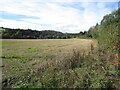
[2,46,120,89]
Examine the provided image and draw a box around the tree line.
[1,28,83,39]
[86,8,120,53]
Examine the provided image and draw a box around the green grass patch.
[2,41,18,44]
[0,29,6,31]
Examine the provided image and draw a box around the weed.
[2,39,119,88]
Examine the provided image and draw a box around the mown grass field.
[2,39,119,88]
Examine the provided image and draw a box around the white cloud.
[0,0,118,33]
[0,18,44,30]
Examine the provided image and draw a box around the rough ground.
[2,39,98,88]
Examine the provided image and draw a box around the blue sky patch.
[0,11,39,21]
[105,2,118,11]
[59,2,84,10]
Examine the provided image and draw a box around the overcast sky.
[0,0,119,33]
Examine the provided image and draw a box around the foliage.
[87,9,119,53]
[1,27,80,39]
[84,8,120,88]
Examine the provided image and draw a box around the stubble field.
[2,39,99,88]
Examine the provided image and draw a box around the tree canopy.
[1,27,80,39]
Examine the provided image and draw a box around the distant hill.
[1,27,80,39]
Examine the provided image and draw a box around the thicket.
[80,8,120,88]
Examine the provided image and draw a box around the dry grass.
[2,39,98,88]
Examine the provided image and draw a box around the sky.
[0,0,119,33]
